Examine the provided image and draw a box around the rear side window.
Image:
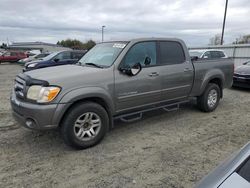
[210,51,225,58]
[72,52,84,60]
[159,41,185,65]
[10,52,17,56]
[217,51,225,58]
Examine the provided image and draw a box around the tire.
[61,102,109,149]
[197,83,221,112]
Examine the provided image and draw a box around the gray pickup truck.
[11,38,234,149]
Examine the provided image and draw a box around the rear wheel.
[61,102,109,149]
[197,83,220,112]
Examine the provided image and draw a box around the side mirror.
[144,57,151,65]
[203,56,208,59]
[191,56,199,61]
[120,63,142,76]
[243,62,248,65]
[54,58,60,62]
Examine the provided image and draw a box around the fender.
[59,86,115,112]
[51,87,115,126]
[199,69,225,96]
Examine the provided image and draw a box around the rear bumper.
[10,93,66,130]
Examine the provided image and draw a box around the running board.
[115,100,188,123]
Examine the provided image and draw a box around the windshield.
[78,42,127,67]
[189,51,203,57]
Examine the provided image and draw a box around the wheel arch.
[200,70,225,98]
[58,96,113,129]
[55,87,115,129]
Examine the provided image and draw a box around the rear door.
[159,41,194,101]
[114,41,162,112]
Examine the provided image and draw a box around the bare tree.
[209,34,223,45]
[233,34,250,44]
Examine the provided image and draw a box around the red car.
[0,51,27,63]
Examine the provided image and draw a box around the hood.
[235,65,250,75]
[25,59,46,66]
[24,64,107,89]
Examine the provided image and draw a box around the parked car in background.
[18,52,51,65]
[195,142,250,188]
[26,50,41,57]
[23,50,86,71]
[189,49,228,59]
[233,60,250,88]
[0,51,27,63]
[11,38,233,149]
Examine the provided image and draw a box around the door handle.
[149,72,159,77]
[183,68,192,72]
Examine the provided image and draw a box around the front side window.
[123,42,157,67]
[203,51,212,58]
[54,51,71,60]
[159,41,185,64]
[3,52,10,56]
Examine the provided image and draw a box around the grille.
[14,75,26,99]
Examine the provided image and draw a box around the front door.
[114,41,162,113]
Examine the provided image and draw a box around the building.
[8,42,71,53]
[189,44,250,67]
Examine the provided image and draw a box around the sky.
[0,0,249,46]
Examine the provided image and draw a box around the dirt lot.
[0,64,250,188]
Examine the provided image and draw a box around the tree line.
[0,39,96,50]
[56,39,96,50]
[209,34,250,45]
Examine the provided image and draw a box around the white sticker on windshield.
[113,43,126,48]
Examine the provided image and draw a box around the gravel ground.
[0,64,250,188]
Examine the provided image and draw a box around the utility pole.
[102,25,106,42]
[221,0,228,45]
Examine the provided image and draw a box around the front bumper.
[10,93,61,130]
[233,76,250,88]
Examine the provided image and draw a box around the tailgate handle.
[149,72,159,77]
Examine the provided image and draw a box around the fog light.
[25,118,36,128]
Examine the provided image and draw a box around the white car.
[189,49,228,59]
[18,52,51,65]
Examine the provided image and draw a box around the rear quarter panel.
[190,58,234,97]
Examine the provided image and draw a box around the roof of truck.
[101,37,185,44]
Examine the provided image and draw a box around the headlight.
[27,85,61,103]
[27,63,37,68]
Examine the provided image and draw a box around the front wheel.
[197,83,221,112]
[61,102,109,149]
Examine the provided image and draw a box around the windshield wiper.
[85,63,104,68]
